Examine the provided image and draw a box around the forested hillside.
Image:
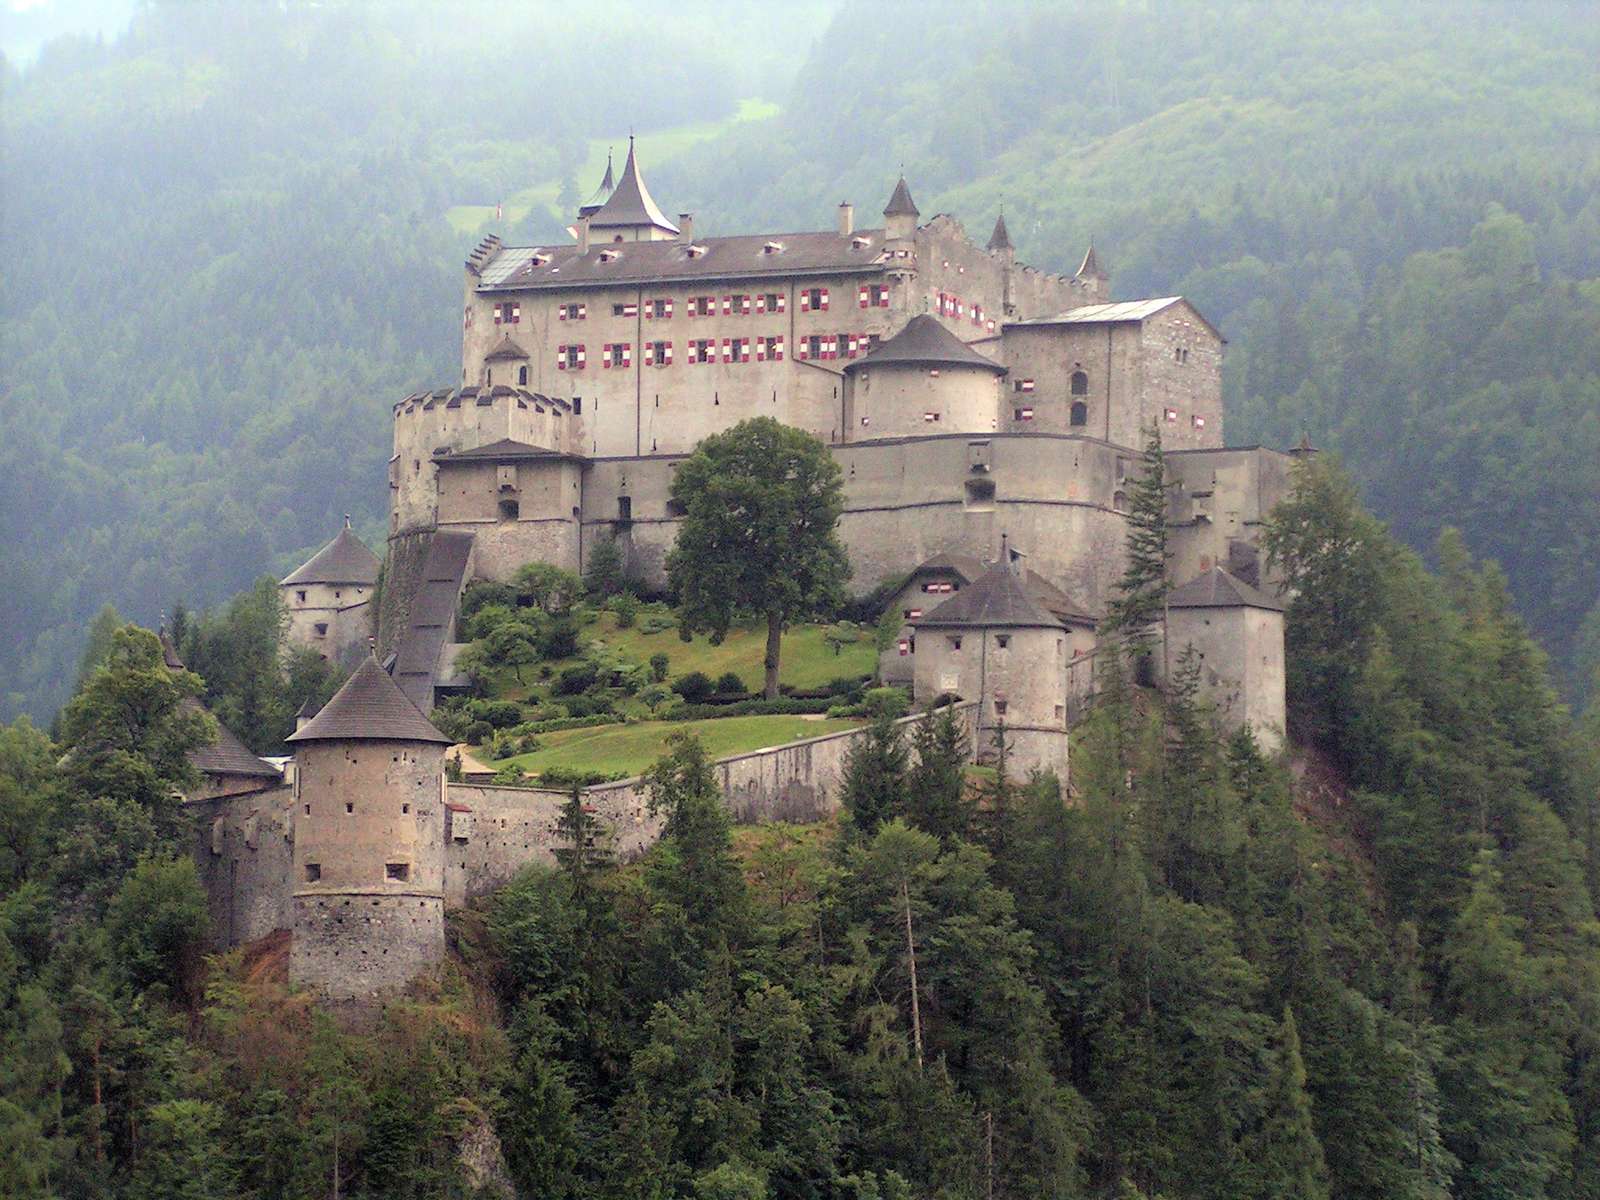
[4,458,1599,1197]
[4,0,1598,720]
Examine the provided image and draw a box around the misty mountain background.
[3,0,1597,721]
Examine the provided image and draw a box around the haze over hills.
[2,0,1598,721]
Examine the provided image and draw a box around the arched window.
[517,365,529,386]
[1070,401,1088,427]
[1070,370,1089,396]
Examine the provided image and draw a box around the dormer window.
[762,241,784,254]
[598,249,622,263]
[530,253,549,267]
[851,235,871,249]
[686,244,708,258]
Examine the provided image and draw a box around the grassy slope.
[585,611,876,692]
[492,713,862,775]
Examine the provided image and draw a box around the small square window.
[305,863,321,882]
[994,700,1008,716]
[296,590,307,602]
[996,635,1010,649]
[345,802,354,814]
[402,804,410,814]
[386,863,410,881]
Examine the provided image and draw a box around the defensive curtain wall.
[187,703,979,952]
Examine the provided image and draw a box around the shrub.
[560,693,613,719]
[465,720,493,745]
[714,671,747,695]
[464,603,521,642]
[460,580,517,623]
[669,696,835,720]
[429,705,473,742]
[491,763,529,786]
[539,617,581,660]
[584,533,625,599]
[672,671,715,703]
[649,651,670,682]
[612,593,640,629]
[471,699,525,728]
[828,687,911,719]
[537,766,628,788]
[515,562,582,614]
[554,662,600,695]
[640,613,677,634]
[638,683,673,709]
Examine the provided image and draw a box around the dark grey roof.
[478,228,889,292]
[986,213,1013,252]
[280,526,380,587]
[287,657,451,744]
[435,438,586,465]
[160,632,186,671]
[909,551,985,583]
[587,139,678,234]
[845,314,1006,374]
[1077,243,1107,278]
[1167,567,1284,612]
[484,334,530,361]
[577,152,615,219]
[393,531,475,714]
[913,564,1064,630]
[1022,570,1098,627]
[884,176,920,217]
[184,699,281,778]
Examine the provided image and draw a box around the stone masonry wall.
[186,785,294,950]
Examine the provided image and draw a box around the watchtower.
[286,656,453,1000]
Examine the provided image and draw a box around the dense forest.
[4,454,1599,1198]
[3,0,1597,720]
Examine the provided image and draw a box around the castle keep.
[199,139,1296,999]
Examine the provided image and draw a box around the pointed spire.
[987,210,1013,252]
[587,136,679,235]
[1077,242,1107,279]
[600,147,614,191]
[883,175,920,218]
[577,148,619,219]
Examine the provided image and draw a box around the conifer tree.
[905,707,972,843]
[553,784,615,896]
[841,712,910,837]
[1243,1007,1330,1200]
[1104,422,1170,671]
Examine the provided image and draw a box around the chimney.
[576,215,591,254]
[678,213,694,244]
[837,201,854,236]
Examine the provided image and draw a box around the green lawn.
[586,612,877,692]
[492,714,863,778]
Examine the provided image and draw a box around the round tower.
[286,656,454,1001]
[843,314,1006,439]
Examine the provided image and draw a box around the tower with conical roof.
[1074,242,1109,303]
[910,559,1070,780]
[843,314,1006,438]
[883,174,920,245]
[280,518,380,664]
[987,210,1016,314]
[285,655,453,1000]
[584,137,679,242]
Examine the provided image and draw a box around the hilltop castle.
[188,142,1295,1000]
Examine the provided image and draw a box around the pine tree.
[1104,422,1170,671]
[1243,1007,1330,1200]
[905,707,971,843]
[553,784,615,896]
[842,712,910,837]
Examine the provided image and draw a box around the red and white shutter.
[754,294,767,314]
[773,336,784,361]
[741,339,752,363]
[575,345,586,369]
[721,296,731,315]
[775,294,786,314]
[799,291,811,312]
[741,295,752,315]
[755,338,766,362]
[601,342,612,368]
[721,338,732,363]
[819,287,830,311]
[644,342,656,366]
[858,285,870,309]
[557,343,567,370]
[622,344,632,367]
[797,338,809,361]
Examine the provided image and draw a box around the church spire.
[883,174,920,218]
[1077,242,1107,280]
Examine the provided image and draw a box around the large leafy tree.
[667,418,849,699]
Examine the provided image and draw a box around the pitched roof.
[434,438,585,464]
[287,657,452,744]
[912,564,1064,630]
[476,228,889,292]
[587,139,678,234]
[280,525,380,587]
[484,334,530,361]
[393,531,476,714]
[1022,570,1098,627]
[577,151,616,219]
[845,314,1006,374]
[160,631,186,671]
[183,699,280,778]
[986,213,1013,252]
[1167,567,1285,612]
[1077,243,1107,278]
[908,551,985,583]
[1009,297,1183,327]
[884,176,920,217]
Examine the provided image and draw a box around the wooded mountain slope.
[3,0,1597,719]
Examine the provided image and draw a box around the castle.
[186,142,1296,1000]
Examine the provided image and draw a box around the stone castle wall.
[193,706,978,958]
